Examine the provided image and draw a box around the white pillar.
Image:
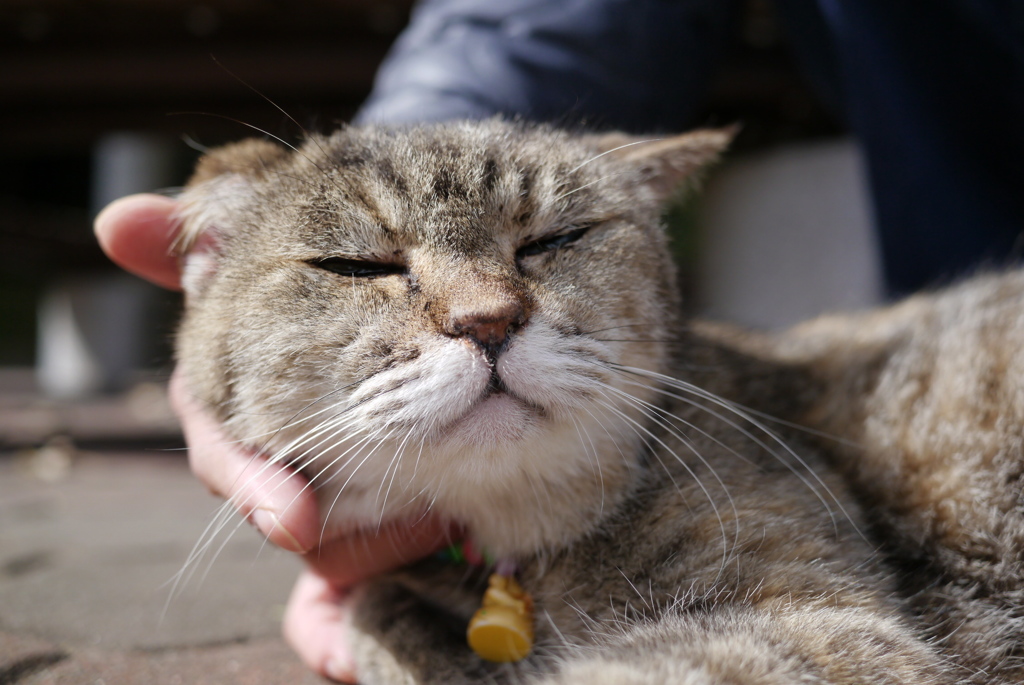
[37,133,178,399]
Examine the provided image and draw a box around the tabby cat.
[174,119,1024,684]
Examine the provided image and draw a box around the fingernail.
[251,508,307,553]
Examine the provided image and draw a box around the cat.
[173,118,1024,684]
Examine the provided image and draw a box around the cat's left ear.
[588,126,738,200]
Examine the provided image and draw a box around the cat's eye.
[311,257,405,278]
[517,224,592,260]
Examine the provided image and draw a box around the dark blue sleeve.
[780,0,1024,295]
[355,0,738,132]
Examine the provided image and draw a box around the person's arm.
[357,0,738,132]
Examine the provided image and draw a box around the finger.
[303,515,459,587]
[283,570,358,683]
[94,193,183,291]
[170,369,319,553]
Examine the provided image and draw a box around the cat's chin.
[441,391,544,447]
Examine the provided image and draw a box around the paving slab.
[1,633,325,685]
[0,449,325,684]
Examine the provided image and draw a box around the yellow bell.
[467,573,534,663]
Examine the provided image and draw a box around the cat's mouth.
[482,373,542,411]
[441,367,548,444]
[484,364,546,414]
[486,366,510,395]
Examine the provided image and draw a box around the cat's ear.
[175,139,289,296]
[589,126,737,200]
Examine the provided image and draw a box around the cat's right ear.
[174,139,289,297]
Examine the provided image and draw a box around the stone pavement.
[0,370,328,684]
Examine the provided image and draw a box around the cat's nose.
[448,301,526,351]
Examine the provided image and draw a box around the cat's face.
[176,120,728,554]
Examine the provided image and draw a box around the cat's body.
[175,119,1024,684]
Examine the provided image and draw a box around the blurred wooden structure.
[0,0,415,150]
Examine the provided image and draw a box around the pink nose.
[447,302,525,350]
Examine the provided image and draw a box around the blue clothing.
[356,0,1024,295]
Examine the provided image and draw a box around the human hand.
[95,194,455,682]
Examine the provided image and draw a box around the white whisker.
[603,363,863,540]
[590,394,734,578]
[554,171,629,201]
